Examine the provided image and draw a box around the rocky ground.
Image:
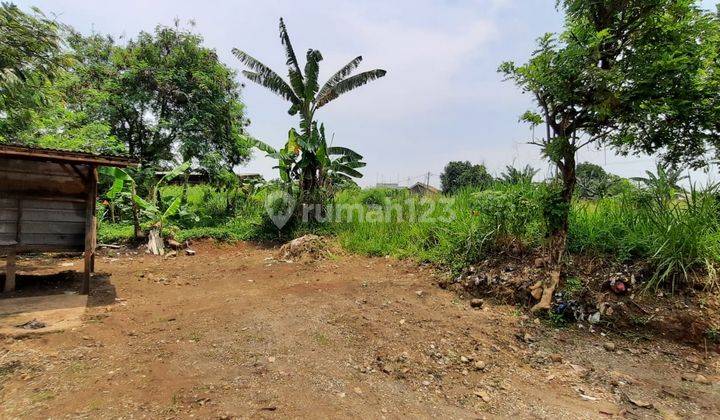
[1,240,719,419]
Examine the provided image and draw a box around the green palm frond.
[253,139,279,157]
[327,146,362,160]
[316,69,387,108]
[315,56,363,106]
[242,70,299,105]
[279,18,305,95]
[304,49,323,101]
[331,164,363,178]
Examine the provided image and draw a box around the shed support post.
[82,166,98,295]
[4,247,16,293]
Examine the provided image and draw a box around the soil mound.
[277,234,330,262]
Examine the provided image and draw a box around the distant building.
[408,182,440,196]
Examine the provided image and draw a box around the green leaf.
[162,195,182,220]
[316,69,387,108]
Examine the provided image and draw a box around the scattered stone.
[474,389,491,402]
[470,298,484,309]
[627,396,653,409]
[421,380,431,386]
[353,387,363,395]
[415,290,424,297]
[460,356,469,363]
[474,361,486,371]
[603,342,616,352]
[685,355,703,365]
[164,250,178,259]
[550,354,563,363]
[185,249,196,256]
[267,356,276,363]
[682,373,711,384]
[15,319,46,330]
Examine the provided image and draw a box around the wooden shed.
[0,145,135,295]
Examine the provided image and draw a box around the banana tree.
[100,162,191,254]
[233,18,384,199]
[254,122,365,197]
[100,166,142,239]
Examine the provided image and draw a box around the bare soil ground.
[1,241,719,419]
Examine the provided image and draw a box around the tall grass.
[570,185,720,290]
[335,184,546,270]
[99,180,720,291]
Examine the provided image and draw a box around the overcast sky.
[18,0,720,187]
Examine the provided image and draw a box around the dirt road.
[1,241,718,418]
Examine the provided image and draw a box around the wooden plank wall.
[0,158,89,252]
[0,158,88,197]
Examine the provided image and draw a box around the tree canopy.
[440,161,493,194]
[500,0,720,263]
[0,3,68,139]
[2,15,253,173]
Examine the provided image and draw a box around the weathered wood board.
[0,159,89,252]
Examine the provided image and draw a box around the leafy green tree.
[111,24,252,168]
[575,162,621,199]
[499,164,538,185]
[0,3,67,140]
[499,1,720,264]
[233,18,385,201]
[440,161,493,194]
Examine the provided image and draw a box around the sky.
[18,0,720,187]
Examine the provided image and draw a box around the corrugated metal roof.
[0,144,137,167]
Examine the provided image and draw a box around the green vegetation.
[499,1,720,263]
[97,166,720,292]
[440,161,494,194]
[233,18,385,203]
[5,2,720,298]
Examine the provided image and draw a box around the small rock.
[421,380,431,386]
[353,387,363,395]
[603,342,616,352]
[627,396,653,409]
[474,389,491,402]
[470,298,484,309]
[550,354,563,363]
[164,250,178,259]
[695,374,711,385]
[682,373,711,384]
[474,360,486,371]
[460,356,469,363]
[415,290,424,297]
[185,248,196,256]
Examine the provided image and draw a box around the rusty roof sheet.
[0,144,137,167]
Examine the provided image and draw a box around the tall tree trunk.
[552,147,576,264]
[532,136,576,312]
